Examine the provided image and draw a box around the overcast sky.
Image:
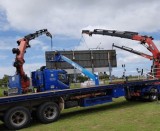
[0,0,160,78]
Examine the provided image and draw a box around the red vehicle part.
[12,29,52,92]
[82,29,160,78]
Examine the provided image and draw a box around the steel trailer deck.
[0,79,158,105]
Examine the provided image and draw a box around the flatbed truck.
[0,79,160,130]
[1,29,160,130]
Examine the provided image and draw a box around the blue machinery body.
[32,69,69,91]
[9,68,70,94]
[8,75,22,95]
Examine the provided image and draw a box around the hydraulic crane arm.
[112,43,153,60]
[82,29,160,78]
[12,29,52,92]
[82,29,138,39]
[82,29,160,58]
[53,52,99,85]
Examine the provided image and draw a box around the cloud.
[0,66,15,78]
[26,55,44,60]
[0,36,51,52]
[0,36,17,50]
[0,63,44,78]
[0,0,160,37]
[0,6,10,31]
[30,39,51,51]
[24,63,44,76]
[0,54,8,59]
[0,0,159,77]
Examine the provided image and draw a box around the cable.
[81,35,89,49]
[51,37,53,50]
[77,35,83,48]
[74,35,89,50]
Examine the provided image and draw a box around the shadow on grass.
[0,124,13,131]
[60,100,145,120]
[0,99,148,130]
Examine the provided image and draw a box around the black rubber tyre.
[125,88,135,101]
[4,106,31,130]
[149,88,158,102]
[37,102,60,124]
[125,96,134,101]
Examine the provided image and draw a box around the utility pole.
[122,64,126,79]
[108,52,112,82]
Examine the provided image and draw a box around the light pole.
[122,64,126,79]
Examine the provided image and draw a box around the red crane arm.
[82,29,160,78]
[132,35,159,58]
[12,29,52,92]
[82,29,160,59]
[15,39,28,76]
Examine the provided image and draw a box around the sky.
[0,0,160,78]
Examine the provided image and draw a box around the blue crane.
[53,52,99,85]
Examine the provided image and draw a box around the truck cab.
[31,68,69,92]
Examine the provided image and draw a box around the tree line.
[0,75,9,87]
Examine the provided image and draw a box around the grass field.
[0,97,160,131]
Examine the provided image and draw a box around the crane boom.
[82,29,138,39]
[52,52,99,85]
[82,29,160,78]
[82,29,160,57]
[112,43,153,60]
[12,29,52,92]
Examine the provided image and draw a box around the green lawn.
[0,97,160,131]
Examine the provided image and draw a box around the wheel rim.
[44,106,57,120]
[150,88,158,100]
[10,111,27,127]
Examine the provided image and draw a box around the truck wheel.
[125,88,134,101]
[149,88,158,101]
[125,95,135,101]
[4,106,31,130]
[37,102,60,123]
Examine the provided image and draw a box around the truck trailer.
[0,79,160,130]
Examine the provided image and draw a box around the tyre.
[125,88,134,101]
[149,88,158,101]
[4,106,31,130]
[37,102,60,123]
[125,96,134,101]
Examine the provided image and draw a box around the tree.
[2,75,9,83]
[77,75,88,83]
[0,75,9,85]
[99,74,109,80]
